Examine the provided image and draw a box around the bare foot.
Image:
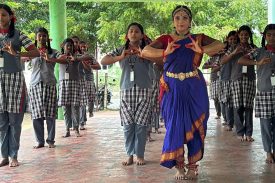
[80,125,86,130]
[225,126,232,131]
[122,155,134,166]
[9,158,19,167]
[136,157,146,166]
[237,136,245,142]
[246,136,254,142]
[33,144,44,149]
[62,131,70,138]
[155,129,161,134]
[266,153,274,164]
[174,167,185,180]
[147,136,154,142]
[0,158,9,167]
[75,130,81,137]
[185,169,198,180]
[48,144,56,148]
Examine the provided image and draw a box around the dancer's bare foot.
[136,157,146,166]
[174,167,185,180]
[122,155,133,166]
[9,158,19,167]
[0,158,9,167]
[185,164,198,180]
[48,144,56,148]
[266,153,274,164]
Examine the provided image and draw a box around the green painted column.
[49,0,67,119]
[268,0,275,23]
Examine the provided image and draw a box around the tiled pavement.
[0,108,275,183]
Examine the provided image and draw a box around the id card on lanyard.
[271,70,275,86]
[0,47,4,68]
[65,62,70,80]
[242,66,247,73]
[129,57,135,82]
[0,57,3,68]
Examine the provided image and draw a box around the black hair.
[261,24,275,47]
[61,38,75,55]
[79,40,88,53]
[35,27,53,54]
[172,5,192,20]
[71,35,81,53]
[225,30,237,50]
[0,4,15,38]
[124,22,151,50]
[238,25,255,48]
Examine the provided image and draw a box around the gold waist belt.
[166,70,198,81]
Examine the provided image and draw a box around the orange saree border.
[160,113,206,164]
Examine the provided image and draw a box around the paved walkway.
[0,108,275,183]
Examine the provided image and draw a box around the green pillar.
[49,0,67,119]
[268,0,275,23]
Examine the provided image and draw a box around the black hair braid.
[124,39,130,50]
[47,39,53,54]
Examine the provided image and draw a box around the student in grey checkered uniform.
[221,25,256,142]
[238,24,275,163]
[0,4,40,167]
[101,22,153,166]
[220,31,238,131]
[58,38,93,138]
[147,64,162,142]
[79,41,101,129]
[28,28,61,149]
[71,36,88,130]
[203,54,222,120]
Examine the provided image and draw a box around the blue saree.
[160,34,209,169]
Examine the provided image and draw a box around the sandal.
[185,164,198,180]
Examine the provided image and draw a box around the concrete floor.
[0,109,275,183]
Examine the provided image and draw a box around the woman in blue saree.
[142,5,224,180]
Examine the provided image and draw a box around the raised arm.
[238,54,271,66]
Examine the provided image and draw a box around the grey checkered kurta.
[85,81,96,102]
[0,70,26,113]
[210,80,220,100]
[149,81,160,128]
[29,82,57,119]
[219,80,233,107]
[58,80,81,106]
[120,85,152,126]
[231,76,256,108]
[255,88,275,119]
[79,79,88,106]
